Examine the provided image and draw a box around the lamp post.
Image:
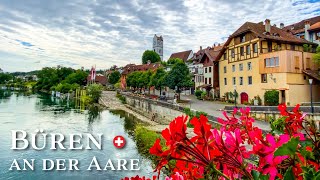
[309,79,314,114]
[233,85,237,108]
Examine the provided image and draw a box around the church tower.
[153,34,163,60]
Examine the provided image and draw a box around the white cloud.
[0,0,319,72]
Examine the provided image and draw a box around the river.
[0,91,155,180]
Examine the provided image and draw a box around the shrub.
[264,90,279,106]
[87,84,103,103]
[116,93,126,104]
[195,90,202,99]
[200,91,207,100]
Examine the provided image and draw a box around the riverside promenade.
[100,91,271,132]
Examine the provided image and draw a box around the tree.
[165,61,193,100]
[62,70,88,85]
[149,68,167,95]
[167,58,183,65]
[126,71,142,90]
[108,71,121,84]
[0,73,13,84]
[142,50,161,64]
[312,46,320,65]
[87,83,103,103]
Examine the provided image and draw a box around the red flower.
[162,116,188,147]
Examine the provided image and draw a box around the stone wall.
[124,94,186,124]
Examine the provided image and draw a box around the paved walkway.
[153,90,271,131]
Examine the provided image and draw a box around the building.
[169,50,193,62]
[153,34,163,60]
[189,46,207,89]
[219,19,319,105]
[87,74,107,85]
[120,62,162,89]
[284,16,320,45]
[198,44,223,98]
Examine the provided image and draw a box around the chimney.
[280,23,284,29]
[265,19,271,33]
[304,20,310,41]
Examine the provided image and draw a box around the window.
[275,57,279,66]
[223,53,227,60]
[306,58,310,69]
[209,67,212,73]
[254,43,258,53]
[205,67,207,73]
[261,74,267,83]
[295,56,299,69]
[209,78,211,84]
[239,63,243,71]
[248,76,252,85]
[291,45,295,50]
[239,77,243,85]
[268,41,272,52]
[223,66,227,73]
[233,77,236,85]
[240,47,244,56]
[247,62,252,70]
[231,49,235,58]
[265,57,279,67]
[240,35,246,43]
[224,78,227,85]
[246,45,250,55]
[232,65,235,72]
[205,78,207,84]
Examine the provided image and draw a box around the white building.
[153,34,163,60]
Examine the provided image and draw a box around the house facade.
[219,19,319,105]
[284,16,320,45]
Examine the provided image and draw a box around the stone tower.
[153,34,163,60]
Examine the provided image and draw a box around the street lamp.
[309,79,314,114]
[233,85,237,108]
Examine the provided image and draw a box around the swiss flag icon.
[113,135,126,149]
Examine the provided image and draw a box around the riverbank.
[99,91,175,133]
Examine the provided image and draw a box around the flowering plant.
[123,104,320,180]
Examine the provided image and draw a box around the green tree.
[167,58,183,65]
[63,70,88,85]
[108,71,121,84]
[312,46,320,65]
[126,71,141,90]
[87,83,103,103]
[165,61,193,100]
[142,50,161,64]
[149,68,167,95]
[0,73,13,84]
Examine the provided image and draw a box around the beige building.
[219,19,319,105]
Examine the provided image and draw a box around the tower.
[153,34,163,60]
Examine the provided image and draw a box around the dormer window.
[240,35,246,43]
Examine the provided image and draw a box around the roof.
[284,16,320,34]
[121,63,162,75]
[169,50,192,62]
[229,21,313,45]
[87,74,107,85]
[201,45,224,66]
[303,70,320,81]
[309,22,320,32]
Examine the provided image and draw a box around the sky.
[0,0,319,72]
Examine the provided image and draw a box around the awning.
[303,70,320,81]
[197,84,212,89]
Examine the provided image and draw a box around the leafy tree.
[126,71,142,90]
[140,70,153,93]
[149,68,167,95]
[142,50,161,64]
[0,73,13,84]
[312,46,320,65]
[87,83,103,103]
[167,58,183,65]
[62,70,88,85]
[165,61,193,100]
[108,71,121,84]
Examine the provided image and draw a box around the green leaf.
[274,137,299,156]
[284,167,295,180]
[251,170,260,180]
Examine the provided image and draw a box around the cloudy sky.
[0,0,319,72]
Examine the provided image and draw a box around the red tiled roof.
[169,50,192,62]
[201,45,224,66]
[309,22,320,31]
[121,63,162,75]
[87,74,107,85]
[230,21,314,45]
[284,16,320,34]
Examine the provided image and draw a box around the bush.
[184,107,208,128]
[195,90,202,99]
[116,93,126,104]
[200,91,207,100]
[264,90,279,106]
[87,84,103,103]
